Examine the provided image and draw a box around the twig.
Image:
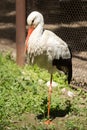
[70,84,87,93]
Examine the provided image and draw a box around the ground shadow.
[37,101,71,120]
[0,27,16,42]
[0,0,16,42]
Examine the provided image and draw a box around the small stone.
[46,81,58,87]
[61,88,75,98]
[67,91,75,98]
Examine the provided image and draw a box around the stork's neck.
[32,23,44,38]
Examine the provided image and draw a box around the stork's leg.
[47,74,52,119]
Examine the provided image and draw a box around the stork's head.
[25,11,44,54]
[27,11,44,28]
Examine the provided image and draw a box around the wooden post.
[16,0,26,66]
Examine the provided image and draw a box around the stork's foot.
[44,119,53,125]
[46,81,58,87]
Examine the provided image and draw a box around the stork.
[25,11,72,123]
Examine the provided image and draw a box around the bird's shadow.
[37,101,71,120]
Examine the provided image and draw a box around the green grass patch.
[0,53,87,130]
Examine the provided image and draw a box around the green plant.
[0,53,87,130]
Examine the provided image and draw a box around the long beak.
[25,26,34,54]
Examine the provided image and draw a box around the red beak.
[25,26,34,54]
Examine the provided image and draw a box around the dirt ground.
[0,0,87,88]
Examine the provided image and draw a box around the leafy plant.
[0,53,87,130]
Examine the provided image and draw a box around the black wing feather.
[52,47,72,84]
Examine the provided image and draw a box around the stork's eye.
[32,19,34,24]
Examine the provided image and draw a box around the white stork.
[25,11,72,120]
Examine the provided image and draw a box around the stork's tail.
[66,59,72,84]
[52,58,72,84]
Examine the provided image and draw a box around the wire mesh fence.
[27,0,87,88]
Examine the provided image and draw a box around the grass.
[0,53,87,130]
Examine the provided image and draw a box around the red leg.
[47,74,52,119]
[44,74,53,125]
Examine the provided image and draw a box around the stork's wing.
[41,30,71,61]
[42,30,72,83]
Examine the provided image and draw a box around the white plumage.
[25,11,72,84]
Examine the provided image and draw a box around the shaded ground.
[0,0,16,56]
[0,0,87,87]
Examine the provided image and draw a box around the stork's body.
[26,11,72,84]
[25,11,72,120]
